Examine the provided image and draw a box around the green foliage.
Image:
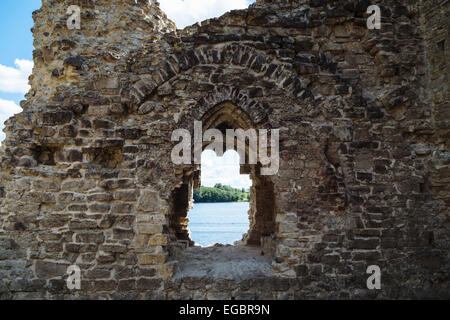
[194,184,250,203]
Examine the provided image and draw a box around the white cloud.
[0,99,22,142]
[201,150,252,189]
[0,59,33,94]
[159,0,251,29]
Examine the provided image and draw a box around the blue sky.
[0,0,41,140]
[201,150,251,189]
[0,0,254,188]
[0,1,39,66]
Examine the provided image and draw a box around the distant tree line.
[193,184,250,203]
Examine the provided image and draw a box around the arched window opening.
[167,102,277,277]
[187,150,251,247]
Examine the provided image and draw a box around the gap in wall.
[187,150,251,247]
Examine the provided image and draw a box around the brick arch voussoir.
[193,86,267,125]
[129,44,309,108]
[176,86,268,133]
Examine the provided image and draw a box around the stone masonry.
[0,0,448,299]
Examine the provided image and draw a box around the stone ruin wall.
[0,0,448,299]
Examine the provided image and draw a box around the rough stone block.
[137,190,160,213]
[35,261,69,279]
[136,278,162,290]
[138,254,166,266]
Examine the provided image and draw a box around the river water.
[187,202,250,247]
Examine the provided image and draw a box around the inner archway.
[167,102,278,268]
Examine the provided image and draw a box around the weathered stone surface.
[0,0,448,301]
[35,261,69,279]
[137,190,160,213]
[136,278,162,290]
[138,254,167,266]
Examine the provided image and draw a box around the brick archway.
[166,101,277,259]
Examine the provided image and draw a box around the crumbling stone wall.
[0,0,448,299]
